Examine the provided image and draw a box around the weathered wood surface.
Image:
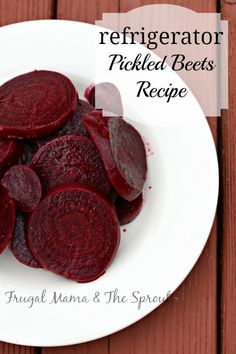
[0,0,227,353]
[221,1,236,354]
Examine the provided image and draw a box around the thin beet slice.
[30,135,110,194]
[85,82,123,116]
[0,184,15,255]
[84,113,147,201]
[27,183,120,282]
[0,139,21,177]
[10,212,40,268]
[0,70,78,139]
[116,193,143,225]
[2,165,42,213]
[36,99,94,148]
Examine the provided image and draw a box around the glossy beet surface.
[30,135,110,194]
[2,165,42,213]
[11,212,41,268]
[0,70,78,138]
[0,184,15,255]
[27,183,120,282]
[84,112,147,201]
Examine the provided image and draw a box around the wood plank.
[0,0,53,26]
[108,1,218,354]
[0,0,54,352]
[221,1,236,354]
[42,338,108,354]
[0,342,35,354]
[57,0,119,23]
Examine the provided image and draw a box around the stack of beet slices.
[0,71,147,283]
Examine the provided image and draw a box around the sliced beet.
[27,183,120,282]
[108,186,118,204]
[85,82,123,116]
[0,70,78,139]
[30,135,110,194]
[84,112,147,201]
[35,99,94,148]
[116,193,143,225]
[0,184,15,255]
[57,99,94,137]
[0,139,21,176]
[10,212,41,268]
[20,140,38,165]
[2,165,42,213]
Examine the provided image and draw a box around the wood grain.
[42,339,108,354]
[0,342,35,354]
[0,0,53,26]
[221,1,236,354]
[57,0,119,23]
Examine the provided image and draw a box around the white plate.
[0,20,218,347]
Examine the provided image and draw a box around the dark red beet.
[84,112,147,201]
[57,99,94,137]
[2,165,42,213]
[30,135,110,194]
[36,99,94,148]
[20,140,38,165]
[10,212,40,268]
[108,186,118,204]
[27,183,120,282]
[0,139,21,177]
[85,82,123,116]
[116,193,143,225]
[0,184,15,255]
[0,70,78,138]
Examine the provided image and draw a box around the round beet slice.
[2,165,42,213]
[85,82,123,116]
[0,139,21,176]
[116,193,143,225]
[0,70,78,139]
[30,135,110,194]
[0,184,15,255]
[27,183,120,282]
[84,112,147,201]
[11,212,40,268]
[35,99,94,148]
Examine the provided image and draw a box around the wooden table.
[0,1,235,353]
